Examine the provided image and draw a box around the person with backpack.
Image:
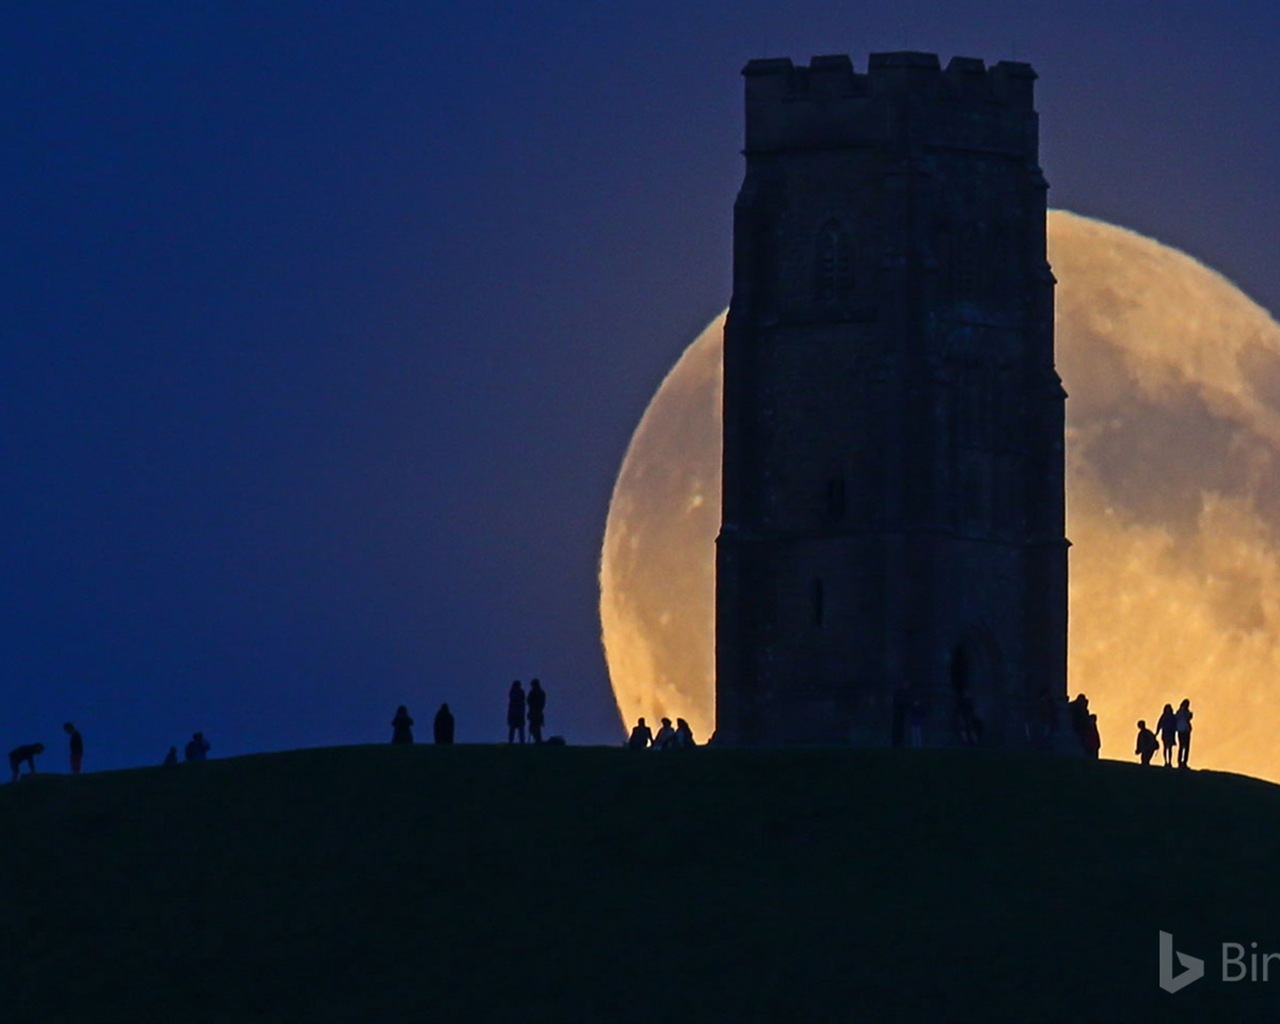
[1134,720,1159,766]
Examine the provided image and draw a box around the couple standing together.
[507,679,547,744]
[1152,699,1193,768]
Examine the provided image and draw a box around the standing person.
[1134,720,1159,766]
[891,683,911,748]
[391,705,414,745]
[163,746,178,766]
[527,678,547,744]
[1083,714,1101,760]
[1175,698,1194,768]
[652,717,676,750]
[674,718,696,749]
[507,681,526,744]
[907,700,925,749]
[1032,687,1058,750]
[64,722,84,775]
[433,703,455,745]
[184,732,211,762]
[9,743,44,783]
[1069,694,1091,752]
[1155,703,1177,767]
[954,690,980,746]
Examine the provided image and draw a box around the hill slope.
[4,745,1279,1022]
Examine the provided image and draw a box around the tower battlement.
[742,52,1037,155]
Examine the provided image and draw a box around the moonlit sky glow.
[5,3,1280,770]
[601,213,1280,783]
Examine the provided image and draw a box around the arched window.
[815,219,853,306]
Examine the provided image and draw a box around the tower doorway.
[949,631,1004,746]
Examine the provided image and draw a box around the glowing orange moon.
[600,210,1280,782]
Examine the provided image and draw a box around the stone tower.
[715,52,1067,747]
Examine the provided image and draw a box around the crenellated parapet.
[743,52,1038,157]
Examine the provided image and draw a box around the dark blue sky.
[4,1,1279,769]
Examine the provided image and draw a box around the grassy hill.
[4,745,1280,1022]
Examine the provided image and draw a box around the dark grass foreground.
[5,745,1280,1023]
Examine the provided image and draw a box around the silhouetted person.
[1155,703,1177,767]
[527,678,546,744]
[627,717,652,750]
[1175,698,1193,768]
[1135,720,1159,766]
[64,722,83,774]
[653,717,675,750]
[1083,713,1101,760]
[185,732,211,762]
[891,682,911,748]
[1069,694,1091,754]
[954,691,980,746]
[1031,687,1058,750]
[507,681,526,744]
[908,700,925,748]
[163,746,178,766]
[433,703,455,745]
[674,718,695,749]
[391,705,414,745]
[9,742,44,783]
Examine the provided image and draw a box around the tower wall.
[716,52,1067,747]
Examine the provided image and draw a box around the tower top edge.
[741,52,1037,108]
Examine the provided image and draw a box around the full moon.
[600,210,1280,782]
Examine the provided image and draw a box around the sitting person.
[652,717,676,750]
[626,718,653,750]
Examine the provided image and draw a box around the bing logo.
[1159,932,1204,993]
[1159,930,1280,991]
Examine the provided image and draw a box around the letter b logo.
[1159,931,1205,993]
